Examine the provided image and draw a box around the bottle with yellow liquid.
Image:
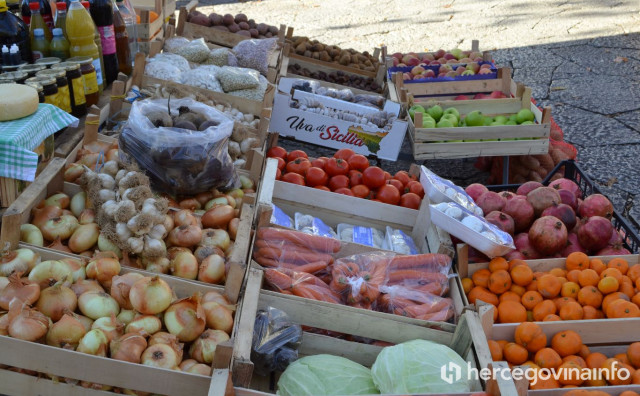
[66,0,103,93]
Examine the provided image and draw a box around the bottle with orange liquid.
[65,0,103,91]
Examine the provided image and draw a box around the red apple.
[459,57,472,64]
[470,52,483,59]
[392,52,403,60]
[447,59,459,64]
[444,53,456,60]
[490,90,507,99]
[474,93,488,99]
[467,62,480,73]
[424,69,436,78]
[478,68,493,75]
[411,66,425,75]
[421,53,435,62]
[437,57,447,64]
[439,64,453,73]
[402,72,412,80]
[430,60,441,66]
[445,71,457,78]
[438,72,447,78]
[392,58,399,66]
[455,95,470,100]
[407,57,420,67]
[435,49,446,58]
[473,57,483,62]
[480,63,492,70]
[456,66,466,74]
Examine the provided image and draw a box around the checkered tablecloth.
[0,104,78,182]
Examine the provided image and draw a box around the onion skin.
[170,251,198,280]
[61,258,86,283]
[76,328,109,356]
[45,193,70,209]
[186,363,212,376]
[36,283,78,321]
[179,198,201,211]
[86,254,121,289]
[116,309,136,325]
[70,192,87,218]
[199,229,230,251]
[148,331,183,360]
[141,343,181,370]
[40,215,79,241]
[74,313,94,331]
[64,163,84,183]
[125,315,162,336]
[173,210,198,228]
[0,248,38,277]
[0,273,40,310]
[91,315,124,341]
[194,245,225,264]
[202,302,234,334]
[78,209,96,225]
[110,332,147,363]
[9,305,51,341]
[189,329,230,364]
[201,205,235,229]
[77,291,120,320]
[47,238,73,254]
[202,291,236,312]
[163,295,206,342]
[68,223,100,253]
[110,273,144,310]
[20,224,44,247]
[28,260,73,288]
[129,276,173,315]
[71,279,104,298]
[32,205,63,229]
[228,218,239,240]
[197,255,225,284]
[0,277,8,291]
[167,225,202,248]
[46,312,87,348]
[178,359,198,371]
[195,192,214,206]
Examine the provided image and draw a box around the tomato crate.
[0,245,256,396]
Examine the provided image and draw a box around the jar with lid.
[35,56,61,68]
[25,81,45,102]
[0,70,27,83]
[26,75,58,107]
[18,63,45,77]
[52,61,86,116]
[67,55,97,106]
[36,68,70,112]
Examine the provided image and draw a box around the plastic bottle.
[81,1,104,92]
[112,0,129,74]
[30,27,48,59]
[89,0,117,84]
[54,1,66,37]
[1,44,9,63]
[19,0,29,23]
[9,43,21,64]
[28,1,51,40]
[114,0,135,54]
[49,27,67,58]
[39,0,52,32]
[66,0,103,92]
[0,0,31,65]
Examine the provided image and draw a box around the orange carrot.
[264,268,293,291]
[291,283,342,304]
[388,254,452,270]
[416,308,454,322]
[257,227,341,253]
[290,261,328,274]
[255,247,334,265]
[386,270,448,284]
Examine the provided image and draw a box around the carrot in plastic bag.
[401,298,453,318]
[291,283,342,304]
[264,268,293,291]
[388,254,452,271]
[255,247,334,265]
[415,307,455,322]
[257,227,341,253]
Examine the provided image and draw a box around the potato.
[329,49,340,58]
[312,51,320,60]
[264,32,273,38]
[208,13,223,26]
[319,51,331,62]
[190,14,210,27]
[295,43,306,54]
[268,25,279,35]
[237,30,251,37]
[234,13,247,23]
[303,50,312,58]
[222,14,234,25]
[339,54,351,65]
[228,23,240,33]
[248,19,257,29]
[249,28,259,38]
[238,21,250,30]
[256,23,268,35]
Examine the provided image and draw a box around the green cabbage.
[371,340,471,394]
[277,354,379,396]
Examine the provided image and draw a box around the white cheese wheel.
[0,84,39,122]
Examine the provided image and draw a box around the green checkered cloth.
[0,104,78,182]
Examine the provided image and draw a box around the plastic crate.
[486,160,640,254]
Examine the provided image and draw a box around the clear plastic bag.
[337,223,385,249]
[251,307,302,376]
[420,165,483,216]
[294,212,337,239]
[376,285,455,322]
[175,38,210,63]
[271,205,293,228]
[144,61,182,83]
[207,48,234,66]
[233,37,277,76]
[180,68,223,92]
[329,251,396,306]
[218,66,260,92]
[384,226,419,255]
[148,52,190,72]
[384,253,453,297]
[163,36,190,53]
[118,97,238,196]
[263,267,342,304]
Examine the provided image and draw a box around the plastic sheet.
[263,267,342,304]
[233,37,278,77]
[251,307,302,376]
[218,66,261,92]
[384,226,419,255]
[337,223,385,248]
[329,251,394,305]
[295,212,337,238]
[118,97,237,196]
[376,286,455,321]
[420,165,483,216]
[291,79,386,109]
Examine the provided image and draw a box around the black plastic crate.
[486,160,640,254]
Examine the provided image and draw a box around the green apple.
[422,117,437,128]
[450,48,463,60]
[443,107,460,121]
[483,117,494,126]
[436,118,454,128]
[426,105,444,121]
[461,70,475,76]
[408,105,426,121]
[493,115,508,125]
[490,121,505,126]
[520,120,535,125]
[505,120,518,125]
[508,114,517,123]
[442,113,459,127]
[465,110,484,127]
[516,109,535,124]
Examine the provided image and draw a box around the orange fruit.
[563,355,587,368]
[582,305,598,319]
[488,269,512,294]
[521,290,544,310]
[497,301,527,323]
[550,268,567,278]
[499,291,523,303]
[514,322,547,353]
[566,252,590,271]
[620,279,635,298]
[543,314,561,321]
[598,276,620,294]
[535,347,563,369]
[538,274,562,298]
[511,265,534,287]
[608,258,629,275]
[578,269,600,287]
[526,279,538,292]
[555,296,577,311]
[551,330,582,357]
[615,353,631,365]
[602,358,633,385]
[627,264,640,282]
[577,286,603,308]
[632,369,640,384]
[496,339,509,350]
[561,281,580,298]
[509,259,527,270]
[632,293,640,307]
[529,377,560,390]
[467,286,499,306]
[488,257,509,272]
[601,267,623,283]
[579,344,591,359]
[487,340,503,361]
[602,292,630,312]
[590,258,606,274]
[557,361,585,385]
[533,300,557,322]
[559,301,584,320]
[503,342,528,365]
[620,391,640,396]
[510,284,526,296]
[606,299,640,318]
[461,277,474,294]
[472,269,491,288]
[566,269,581,283]
[586,352,608,369]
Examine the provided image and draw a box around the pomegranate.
[528,216,568,255]
[465,183,488,202]
[467,247,489,264]
[503,196,535,233]
[514,233,541,260]
[557,189,578,211]
[608,230,623,246]
[526,187,561,216]
[578,194,613,219]
[577,216,613,253]
[516,181,543,196]
[541,203,577,231]
[550,178,582,199]
[596,244,631,256]
[476,191,506,215]
[499,191,516,200]
[485,211,515,235]
[505,250,527,261]
[561,233,587,257]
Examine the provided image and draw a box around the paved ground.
[178,0,640,231]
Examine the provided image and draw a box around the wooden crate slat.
[412,139,550,159]
[412,124,550,141]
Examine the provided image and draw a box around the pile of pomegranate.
[465,179,629,262]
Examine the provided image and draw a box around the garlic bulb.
[97,173,116,190]
[101,161,119,178]
[143,236,166,257]
[116,223,132,242]
[127,237,144,254]
[103,200,118,217]
[148,224,166,241]
[98,189,116,202]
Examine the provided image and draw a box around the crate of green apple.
[266,146,425,209]
[407,99,551,160]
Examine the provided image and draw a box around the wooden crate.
[409,96,551,160]
[0,246,252,396]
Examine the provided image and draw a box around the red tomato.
[311,157,327,169]
[387,179,404,191]
[400,192,421,209]
[376,185,401,205]
[334,187,354,196]
[347,154,369,172]
[267,146,287,159]
[334,148,355,161]
[362,166,386,189]
[371,199,382,202]
[351,184,371,199]
[409,173,418,181]
[276,168,282,180]
[315,186,331,192]
[305,167,328,187]
[286,150,308,162]
[325,158,350,177]
[275,157,286,171]
[328,175,350,191]
[384,171,392,181]
[285,158,312,175]
[406,180,425,198]
[393,171,411,186]
[349,170,363,186]
[281,172,305,185]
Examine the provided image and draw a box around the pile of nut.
[187,11,280,39]
[287,64,383,93]
[288,36,379,72]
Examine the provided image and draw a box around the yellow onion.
[167,225,202,248]
[170,251,198,280]
[167,247,191,259]
[204,197,232,211]
[110,332,147,363]
[141,343,180,370]
[97,234,122,259]
[195,191,214,206]
[85,253,121,289]
[0,312,9,335]
[202,291,236,312]
[68,223,100,253]
[46,312,87,348]
[64,163,84,183]
[110,273,144,310]
[129,276,172,315]
[186,363,212,376]
[45,193,70,209]
[28,260,72,288]
[91,314,124,341]
[20,224,44,247]
[31,205,63,229]
[71,279,104,298]
[73,313,94,331]
[78,209,96,225]
[142,256,170,274]
[70,191,87,217]
[78,291,120,320]
[76,328,109,356]
[47,238,72,254]
[40,215,78,241]
[201,205,235,229]
[179,198,201,211]
[189,329,230,364]
[199,229,230,251]
[228,218,239,240]
[193,246,224,264]
[202,302,233,334]
[178,359,198,371]
[0,276,8,291]
[163,294,205,342]
[0,273,40,310]
[7,301,51,341]
[173,210,198,227]
[61,258,86,282]
[163,214,175,235]
[148,331,179,347]
[36,283,77,321]
[116,309,136,325]
[125,315,161,336]
[0,248,40,277]
[197,255,225,284]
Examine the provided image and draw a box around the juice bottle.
[30,27,48,59]
[20,0,29,23]
[49,27,67,58]
[0,0,31,65]
[66,0,103,92]
[54,1,66,37]
[39,0,52,32]
[112,0,129,74]
[114,0,135,54]
[89,0,117,84]
[81,1,104,92]
[28,1,51,41]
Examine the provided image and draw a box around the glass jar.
[18,64,46,77]
[36,68,71,113]
[26,76,58,108]
[0,70,28,84]
[25,81,45,103]
[52,61,87,117]
[35,57,62,68]
[67,56,99,106]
